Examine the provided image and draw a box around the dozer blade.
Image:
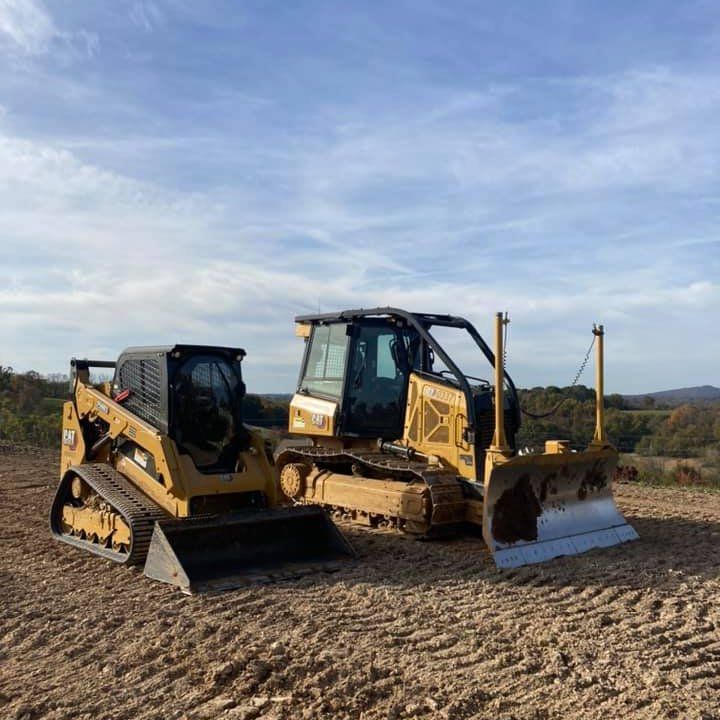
[483,448,638,569]
[143,505,355,594]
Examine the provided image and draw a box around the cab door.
[342,322,414,438]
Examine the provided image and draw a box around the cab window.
[299,323,349,400]
[344,324,413,436]
[173,355,242,471]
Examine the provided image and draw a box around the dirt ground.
[1,446,719,720]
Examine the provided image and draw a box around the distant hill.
[623,385,720,407]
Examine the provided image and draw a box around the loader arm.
[62,378,274,517]
[65,380,185,512]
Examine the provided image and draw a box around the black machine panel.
[111,344,247,473]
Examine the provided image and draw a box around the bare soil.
[1,446,720,720]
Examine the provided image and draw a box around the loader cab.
[294,308,521,449]
[112,345,248,474]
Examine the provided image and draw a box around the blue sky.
[0,0,718,392]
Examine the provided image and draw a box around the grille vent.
[116,358,163,429]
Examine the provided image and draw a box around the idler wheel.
[280,463,310,500]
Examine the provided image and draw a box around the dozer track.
[50,463,168,565]
[276,446,467,535]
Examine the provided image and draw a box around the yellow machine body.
[403,373,475,481]
[279,309,637,568]
[60,381,277,517]
[289,393,338,438]
[51,345,354,593]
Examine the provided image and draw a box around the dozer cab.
[276,308,637,568]
[51,344,354,593]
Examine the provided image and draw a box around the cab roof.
[294,307,470,328]
[119,344,246,358]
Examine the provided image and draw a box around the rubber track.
[276,447,466,532]
[50,463,168,566]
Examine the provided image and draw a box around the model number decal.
[423,386,453,402]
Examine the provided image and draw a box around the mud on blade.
[143,505,355,594]
[483,448,638,569]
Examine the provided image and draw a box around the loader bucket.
[483,448,638,569]
[143,505,355,594]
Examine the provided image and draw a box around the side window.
[173,356,242,471]
[189,362,236,417]
[300,323,349,399]
[376,333,397,379]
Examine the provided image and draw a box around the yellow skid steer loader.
[51,344,354,593]
[276,309,637,568]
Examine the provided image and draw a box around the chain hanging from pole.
[503,323,597,420]
[569,333,596,389]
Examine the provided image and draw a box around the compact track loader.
[51,344,354,593]
[276,309,638,568]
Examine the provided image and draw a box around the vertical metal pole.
[591,323,606,446]
[490,312,510,452]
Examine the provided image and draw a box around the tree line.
[1,367,719,462]
[516,385,720,458]
[0,366,289,448]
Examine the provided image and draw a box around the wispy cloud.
[0,0,97,57]
[0,1,718,392]
[0,0,54,53]
[128,1,163,32]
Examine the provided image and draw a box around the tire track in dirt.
[1,449,720,720]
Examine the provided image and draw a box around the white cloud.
[0,0,97,57]
[0,0,54,53]
[128,1,163,32]
[0,62,719,392]
[296,69,720,211]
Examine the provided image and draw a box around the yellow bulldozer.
[51,344,354,593]
[276,308,638,568]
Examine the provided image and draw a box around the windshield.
[172,354,243,472]
[299,323,350,399]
